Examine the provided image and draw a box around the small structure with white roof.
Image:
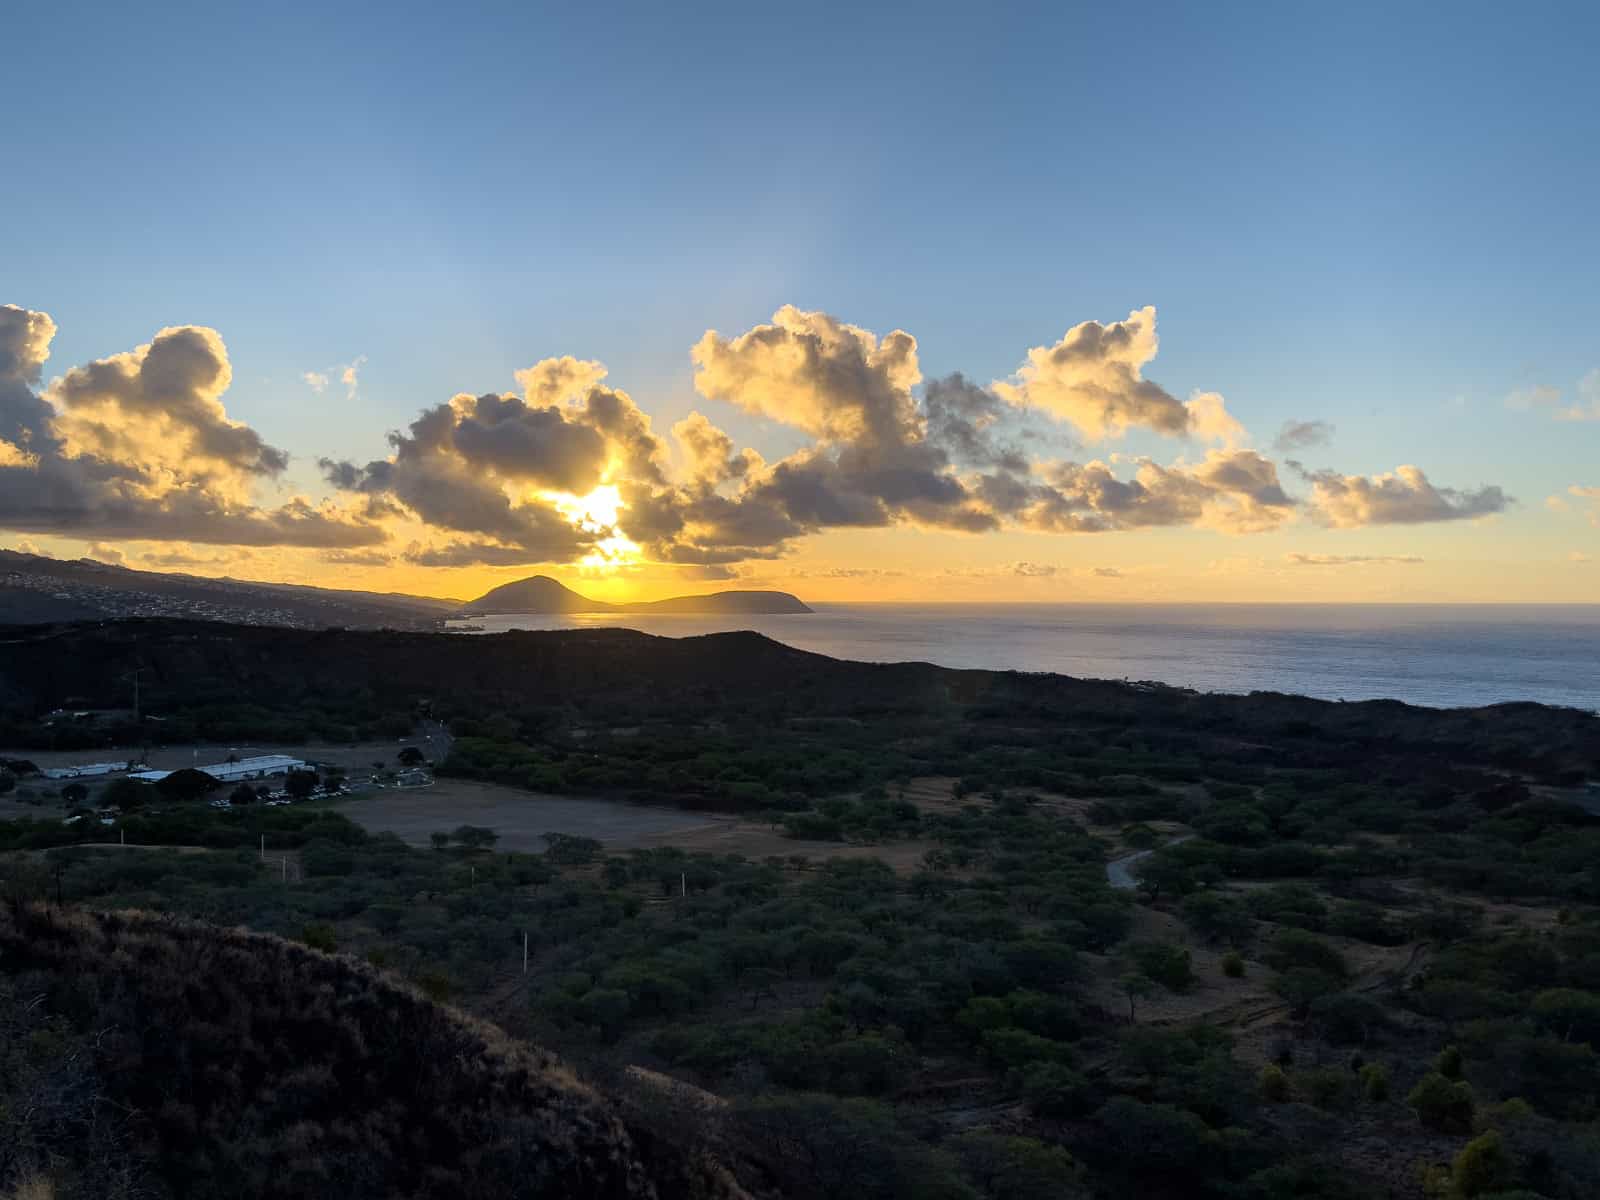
[130,754,307,784]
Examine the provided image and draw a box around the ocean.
[447,604,1600,711]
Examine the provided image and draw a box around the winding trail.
[1105,834,1194,889]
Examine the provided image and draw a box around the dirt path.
[1106,834,1193,889]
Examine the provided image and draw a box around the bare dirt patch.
[334,779,727,853]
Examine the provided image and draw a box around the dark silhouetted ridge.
[461,575,810,615]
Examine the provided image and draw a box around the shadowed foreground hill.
[0,902,747,1200]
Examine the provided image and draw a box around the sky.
[3,0,1597,603]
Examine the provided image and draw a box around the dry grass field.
[333,778,727,852]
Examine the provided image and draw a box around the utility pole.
[522,931,528,975]
[121,667,145,724]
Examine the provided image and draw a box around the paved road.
[1106,835,1194,889]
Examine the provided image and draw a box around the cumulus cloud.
[318,354,690,566]
[1284,553,1424,566]
[1564,485,1600,526]
[0,305,383,549]
[319,548,393,566]
[87,541,126,565]
[340,356,366,399]
[693,305,921,443]
[1505,383,1561,412]
[991,306,1248,448]
[1272,419,1334,452]
[1091,566,1122,577]
[304,356,366,400]
[986,449,1296,535]
[941,561,1062,578]
[402,539,561,568]
[1507,370,1600,422]
[49,324,288,483]
[1556,369,1600,422]
[138,545,256,568]
[1301,465,1510,527]
[638,306,999,565]
[4,300,1518,573]
[994,306,1185,439]
[673,412,764,486]
[785,566,907,580]
[1568,551,1591,564]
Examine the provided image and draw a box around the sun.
[554,484,623,531]
[548,485,640,570]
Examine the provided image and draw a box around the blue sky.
[3,0,1597,599]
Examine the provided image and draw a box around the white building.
[130,754,307,784]
[42,762,130,780]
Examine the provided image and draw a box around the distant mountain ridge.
[461,574,812,615]
[0,550,458,630]
[0,551,810,629]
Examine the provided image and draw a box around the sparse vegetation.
[3,621,1599,1197]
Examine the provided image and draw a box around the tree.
[1180,891,1254,946]
[1125,941,1194,992]
[1451,1130,1513,1197]
[1018,1062,1094,1118]
[542,832,597,863]
[1094,1098,1214,1172]
[284,770,319,800]
[156,768,220,803]
[453,825,499,850]
[229,784,257,806]
[0,770,14,796]
[576,988,632,1041]
[430,831,450,850]
[1259,1063,1290,1102]
[1360,1062,1389,1102]
[1310,992,1387,1045]
[398,747,426,766]
[60,782,89,806]
[1435,1044,1464,1080]
[101,777,148,810]
[1407,1071,1475,1134]
[1119,972,1157,1022]
[1531,988,1600,1044]
[951,1132,1088,1200]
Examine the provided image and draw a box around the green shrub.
[1436,1044,1464,1080]
[1259,1063,1290,1102]
[1451,1130,1513,1197]
[1299,1067,1351,1110]
[1359,1062,1389,1102]
[1407,1071,1474,1133]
